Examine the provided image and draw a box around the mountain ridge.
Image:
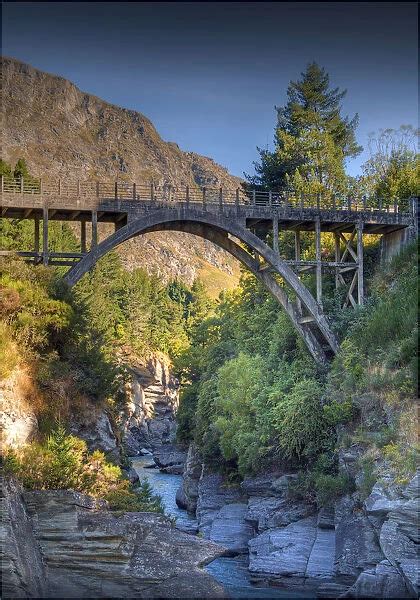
[2,55,242,291]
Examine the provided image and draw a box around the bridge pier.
[42,206,48,266]
[315,218,322,306]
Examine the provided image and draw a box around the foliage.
[3,425,163,512]
[247,62,362,195]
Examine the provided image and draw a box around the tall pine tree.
[246,63,362,197]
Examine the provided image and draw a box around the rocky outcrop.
[196,473,254,555]
[121,356,179,455]
[153,445,187,474]
[2,480,227,598]
[0,367,38,450]
[176,443,203,512]
[69,408,119,462]
[0,478,46,598]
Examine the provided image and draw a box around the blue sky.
[2,2,418,179]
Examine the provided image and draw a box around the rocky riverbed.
[171,443,419,599]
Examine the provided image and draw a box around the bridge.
[1,176,417,365]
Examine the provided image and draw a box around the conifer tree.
[247,63,362,196]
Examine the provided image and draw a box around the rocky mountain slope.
[1,55,241,290]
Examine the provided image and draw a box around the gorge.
[1,57,418,600]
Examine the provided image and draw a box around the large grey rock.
[196,473,246,539]
[380,519,418,597]
[70,410,119,461]
[153,445,187,472]
[241,473,278,497]
[334,510,384,580]
[14,488,227,598]
[339,560,412,598]
[249,515,335,582]
[208,503,254,554]
[176,443,203,513]
[0,478,46,599]
[246,496,314,532]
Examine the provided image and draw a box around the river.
[132,456,313,599]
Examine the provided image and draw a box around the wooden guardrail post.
[115,181,118,201]
[42,205,49,266]
[151,181,154,201]
[186,185,190,205]
[133,182,136,200]
[269,191,272,207]
[1,175,3,194]
[219,187,223,207]
[91,211,98,248]
[362,195,367,210]
[77,180,80,196]
[347,196,352,211]
[252,190,256,205]
[20,176,24,195]
[40,179,43,196]
[96,181,100,197]
[58,179,61,196]
[393,198,398,213]
[202,187,206,207]
[235,188,240,207]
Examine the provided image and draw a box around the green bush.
[4,425,163,513]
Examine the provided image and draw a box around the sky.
[2,2,418,179]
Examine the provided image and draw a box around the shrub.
[3,425,163,513]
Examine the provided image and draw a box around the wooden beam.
[34,215,40,254]
[334,232,340,290]
[272,217,279,254]
[339,230,357,262]
[81,221,87,253]
[315,218,322,304]
[357,221,364,305]
[42,206,49,265]
[23,208,33,219]
[91,210,98,248]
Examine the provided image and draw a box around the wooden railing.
[0,176,413,214]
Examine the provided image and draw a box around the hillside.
[1,56,241,289]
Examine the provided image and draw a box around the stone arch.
[64,208,338,364]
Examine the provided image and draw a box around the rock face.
[0,366,38,450]
[196,473,254,555]
[176,442,203,512]
[70,408,120,462]
[121,356,180,455]
[2,56,241,290]
[2,479,227,599]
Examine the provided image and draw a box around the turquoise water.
[132,456,314,599]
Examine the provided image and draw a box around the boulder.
[178,443,203,513]
[246,496,314,532]
[339,560,412,598]
[153,445,187,472]
[70,410,119,462]
[16,488,227,598]
[208,503,254,555]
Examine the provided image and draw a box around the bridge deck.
[0,192,414,235]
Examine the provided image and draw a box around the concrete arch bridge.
[1,178,417,365]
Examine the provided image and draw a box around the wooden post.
[252,190,256,205]
[91,211,98,248]
[235,188,240,207]
[315,218,322,305]
[219,187,223,207]
[1,175,3,194]
[114,181,118,201]
[42,206,49,266]
[300,193,304,210]
[334,233,340,290]
[295,230,302,314]
[58,179,61,196]
[133,182,136,201]
[357,221,364,305]
[20,176,24,194]
[34,215,40,256]
[202,187,206,207]
[317,193,321,210]
[151,181,154,201]
[273,218,279,254]
[186,185,190,205]
[77,180,80,196]
[393,198,398,214]
[96,181,100,197]
[81,221,87,253]
[269,191,272,207]
[347,196,352,211]
[40,179,43,196]
[363,195,367,210]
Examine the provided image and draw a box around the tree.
[13,158,30,179]
[246,63,362,196]
[360,125,419,206]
